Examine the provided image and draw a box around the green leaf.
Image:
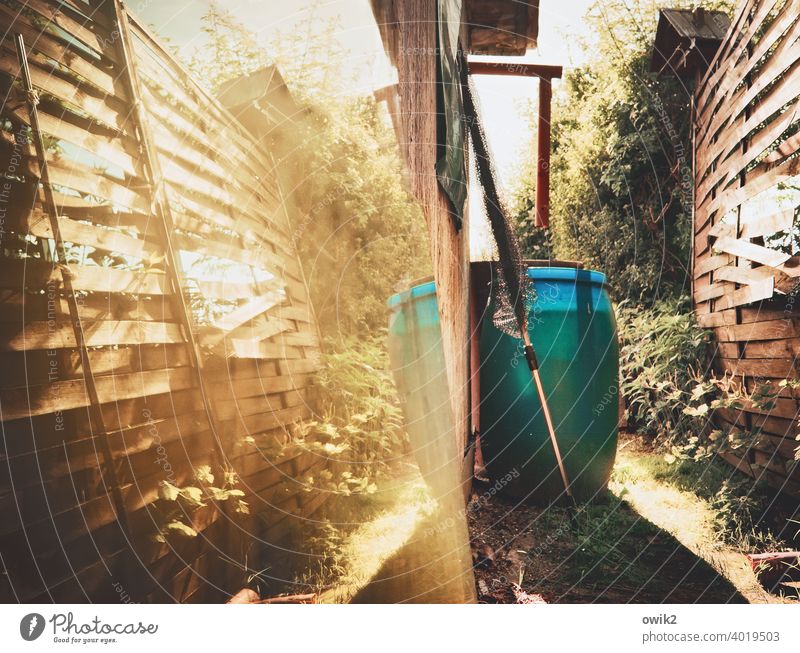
[194,464,214,484]
[683,404,709,417]
[165,520,198,538]
[159,481,181,502]
[181,486,205,506]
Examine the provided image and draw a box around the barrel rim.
[387,280,437,308]
[526,266,607,286]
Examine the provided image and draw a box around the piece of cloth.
[435,0,466,229]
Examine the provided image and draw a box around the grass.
[613,438,790,552]
[568,496,664,591]
[608,436,798,602]
[471,434,798,603]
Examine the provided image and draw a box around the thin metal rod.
[110,0,225,461]
[14,34,133,535]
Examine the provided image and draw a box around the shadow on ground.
[468,486,747,604]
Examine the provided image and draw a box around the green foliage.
[243,334,409,493]
[513,0,735,303]
[283,97,431,337]
[617,299,788,467]
[155,466,248,542]
[185,4,431,337]
[186,6,270,94]
[512,188,555,260]
[617,297,710,443]
[303,334,409,482]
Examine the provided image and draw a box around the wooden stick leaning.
[461,62,574,504]
[13,33,135,541]
[110,1,225,462]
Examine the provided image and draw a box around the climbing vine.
[155,466,248,542]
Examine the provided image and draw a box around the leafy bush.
[250,334,409,496]
[305,334,410,480]
[617,298,787,467]
[154,466,248,542]
[513,0,735,304]
[617,297,710,443]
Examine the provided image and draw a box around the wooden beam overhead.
[467,61,562,79]
[465,0,540,56]
[467,59,561,228]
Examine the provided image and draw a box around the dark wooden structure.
[369,1,542,483]
[691,0,800,494]
[0,0,325,602]
[465,0,540,55]
[650,8,731,77]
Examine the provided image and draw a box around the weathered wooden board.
[0,0,322,604]
[694,0,800,496]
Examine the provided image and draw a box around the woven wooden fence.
[693,0,800,494]
[0,0,323,602]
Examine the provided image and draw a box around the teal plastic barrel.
[388,280,459,500]
[479,267,619,503]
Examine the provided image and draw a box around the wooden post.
[467,60,562,229]
[468,277,484,475]
[535,76,552,228]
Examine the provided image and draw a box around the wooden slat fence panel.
[694,0,800,495]
[0,0,322,603]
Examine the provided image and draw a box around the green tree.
[513,0,734,304]
[185,3,431,339]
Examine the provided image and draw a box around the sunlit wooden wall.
[693,0,800,494]
[0,0,323,602]
[371,0,472,476]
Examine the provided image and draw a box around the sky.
[127,0,600,255]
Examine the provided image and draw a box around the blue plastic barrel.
[479,267,619,503]
[387,280,458,500]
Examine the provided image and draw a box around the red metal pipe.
[536,76,552,228]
